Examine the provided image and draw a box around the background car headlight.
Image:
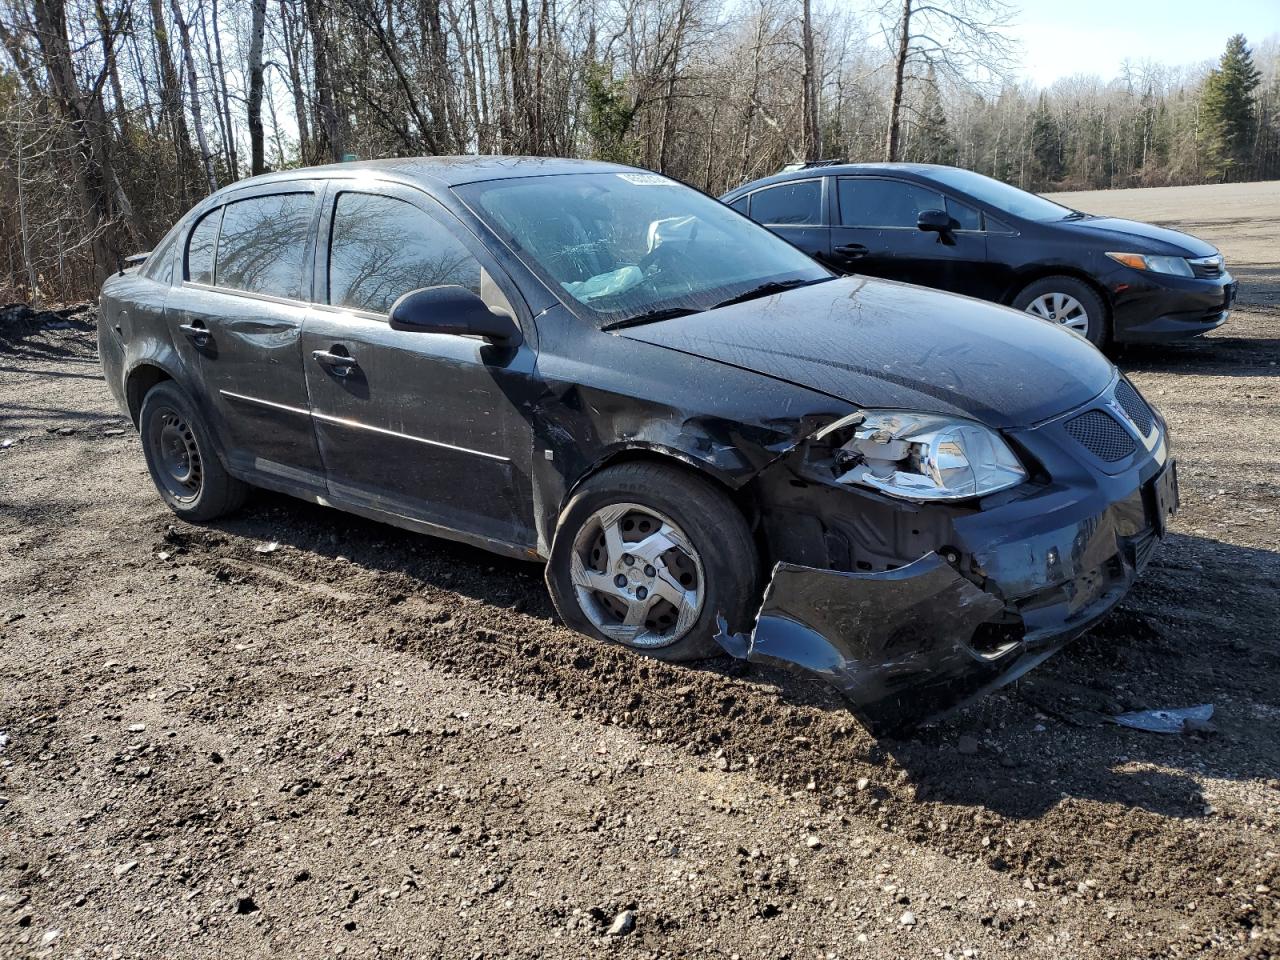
[1106,252,1194,278]
[817,411,1027,502]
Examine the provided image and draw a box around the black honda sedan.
[722,163,1236,347]
[99,157,1177,724]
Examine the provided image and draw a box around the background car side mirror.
[388,285,522,346]
[917,208,957,246]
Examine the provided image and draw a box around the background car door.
[300,184,537,549]
[829,176,988,294]
[740,178,829,260]
[162,186,326,491]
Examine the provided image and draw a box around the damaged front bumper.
[721,387,1179,729]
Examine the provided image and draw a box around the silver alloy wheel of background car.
[569,502,705,649]
[1024,291,1090,336]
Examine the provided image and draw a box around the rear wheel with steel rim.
[547,462,759,661]
[139,380,247,521]
[1012,275,1108,347]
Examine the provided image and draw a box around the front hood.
[619,277,1116,428]
[1060,216,1217,257]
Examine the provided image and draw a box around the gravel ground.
[1,181,1277,959]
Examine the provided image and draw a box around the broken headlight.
[815,411,1027,502]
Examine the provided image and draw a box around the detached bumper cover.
[717,462,1178,729]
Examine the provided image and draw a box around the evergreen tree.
[905,67,956,164]
[1201,34,1262,181]
[1027,93,1063,188]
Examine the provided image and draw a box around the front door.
[300,184,537,550]
[164,186,325,491]
[829,176,988,295]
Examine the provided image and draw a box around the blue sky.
[1009,0,1278,86]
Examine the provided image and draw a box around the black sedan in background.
[99,157,1177,725]
[722,163,1236,347]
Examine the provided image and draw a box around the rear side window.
[215,193,315,299]
[327,192,482,315]
[185,209,221,285]
[839,178,946,228]
[749,180,822,225]
[728,195,750,215]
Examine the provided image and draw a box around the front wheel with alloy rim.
[1012,275,1108,347]
[139,380,247,521]
[546,462,760,661]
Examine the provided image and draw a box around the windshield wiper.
[601,306,702,331]
[1062,209,1089,220]
[709,277,829,310]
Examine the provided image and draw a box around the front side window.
[946,197,983,231]
[327,192,482,315]
[185,208,221,284]
[749,180,822,225]
[456,172,829,327]
[839,178,947,229]
[215,192,315,299]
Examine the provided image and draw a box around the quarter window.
[215,193,315,299]
[185,208,220,285]
[838,178,947,229]
[327,192,482,315]
[749,180,822,225]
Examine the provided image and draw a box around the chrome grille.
[1114,379,1154,435]
[1064,410,1136,462]
[1189,255,1223,278]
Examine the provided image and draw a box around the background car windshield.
[927,167,1075,222]
[457,173,829,323]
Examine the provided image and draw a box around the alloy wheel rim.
[149,408,203,503]
[1025,292,1089,334]
[569,503,705,649]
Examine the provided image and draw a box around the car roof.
[215,156,639,194]
[723,162,951,198]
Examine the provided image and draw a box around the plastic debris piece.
[1112,704,1214,734]
[254,541,281,554]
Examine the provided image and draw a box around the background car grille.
[1189,255,1223,278]
[1114,379,1154,435]
[1064,410,1136,461]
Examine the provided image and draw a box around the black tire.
[546,461,760,661]
[1012,275,1109,348]
[139,380,247,522]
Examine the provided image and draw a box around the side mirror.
[916,209,954,233]
[388,285,522,346]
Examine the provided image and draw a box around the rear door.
[300,183,537,549]
[741,178,830,261]
[163,184,325,491]
[830,176,988,294]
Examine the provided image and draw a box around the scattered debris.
[254,541,281,554]
[0,731,8,751]
[113,860,138,877]
[899,909,917,926]
[1112,704,1215,735]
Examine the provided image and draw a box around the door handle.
[834,243,869,258]
[312,349,358,376]
[179,322,211,344]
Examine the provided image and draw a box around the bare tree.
[882,0,1015,160]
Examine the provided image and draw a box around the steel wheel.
[568,502,705,649]
[1024,291,1089,335]
[146,406,204,504]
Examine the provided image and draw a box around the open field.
[1,180,1278,958]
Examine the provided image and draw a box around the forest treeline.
[1,0,1278,302]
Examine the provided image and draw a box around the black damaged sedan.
[99,157,1177,724]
